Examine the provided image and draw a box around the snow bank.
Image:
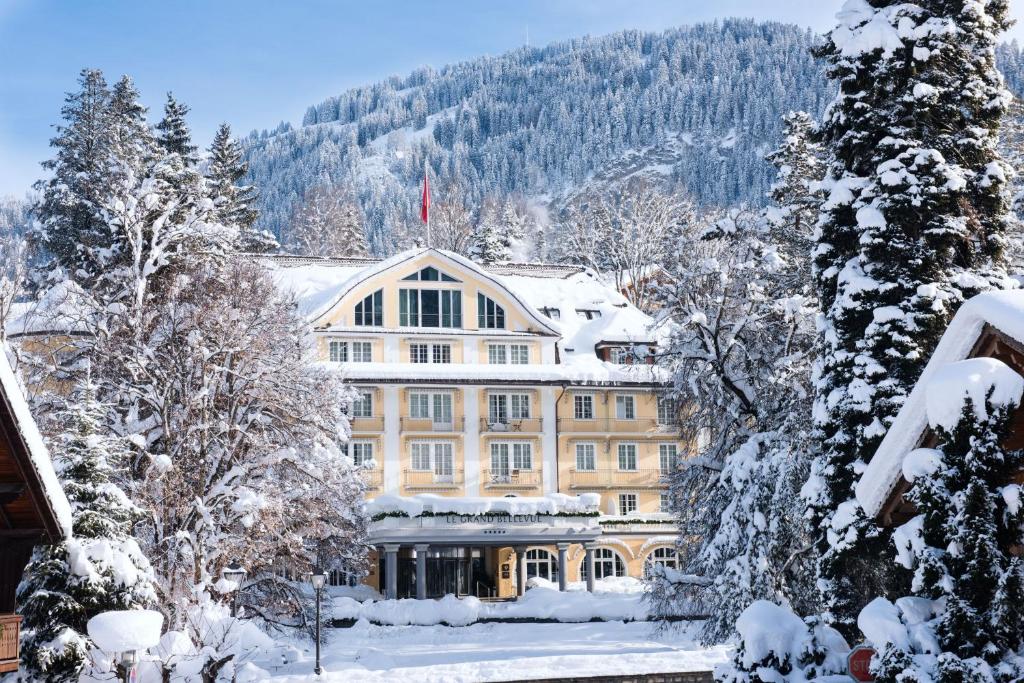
[924,357,1023,432]
[87,610,163,652]
[367,492,601,518]
[333,582,650,625]
[734,601,809,668]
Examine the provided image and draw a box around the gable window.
[575,443,596,471]
[402,266,459,282]
[540,306,561,320]
[574,394,594,420]
[352,391,373,418]
[659,444,678,473]
[618,493,638,515]
[608,347,628,364]
[329,340,348,363]
[615,395,636,420]
[617,443,638,471]
[477,293,505,329]
[351,341,372,362]
[354,290,383,326]
[400,288,462,328]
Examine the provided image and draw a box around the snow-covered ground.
[252,620,729,682]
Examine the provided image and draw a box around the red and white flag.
[420,163,431,224]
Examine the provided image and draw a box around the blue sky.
[2,0,1023,196]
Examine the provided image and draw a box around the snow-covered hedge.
[366,492,602,519]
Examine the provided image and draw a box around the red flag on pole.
[420,164,431,224]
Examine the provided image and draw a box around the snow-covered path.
[257,620,729,682]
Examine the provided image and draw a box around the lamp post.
[310,569,327,676]
[222,562,247,617]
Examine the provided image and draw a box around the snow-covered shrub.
[715,600,849,683]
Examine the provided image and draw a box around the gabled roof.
[0,348,72,540]
[857,290,1024,518]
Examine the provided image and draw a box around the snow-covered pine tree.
[31,69,114,286]
[870,359,1024,681]
[808,0,1014,637]
[472,199,510,264]
[206,123,278,253]
[998,97,1024,270]
[107,75,156,179]
[653,201,817,643]
[17,379,156,681]
[155,93,198,164]
[286,185,368,257]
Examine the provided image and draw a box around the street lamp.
[222,562,247,617]
[310,569,327,676]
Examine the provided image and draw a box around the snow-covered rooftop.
[857,289,1024,518]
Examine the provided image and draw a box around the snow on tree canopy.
[734,600,811,667]
[87,610,163,652]
[924,358,1024,432]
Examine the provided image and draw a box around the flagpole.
[425,159,431,248]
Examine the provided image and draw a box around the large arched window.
[524,548,559,582]
[354,289,383,326]
[477,293,506,329]
[643,546,678,579]
[580,547,626,582]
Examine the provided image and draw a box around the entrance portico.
[369,512,602,600]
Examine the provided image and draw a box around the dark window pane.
[421,267,439,281]
[452,291,462,328]
[421,289,439,327]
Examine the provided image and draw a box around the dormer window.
[478,293,505,329]
[402,266,459,282]
[576,309,601,320]
[354,289,383,326]
[540,307,561,320]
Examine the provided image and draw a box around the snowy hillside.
[241,20,832,252]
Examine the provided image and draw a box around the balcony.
[350,416,384,432]
[481,468,542,490]
[0,614,20,674]
[558,418,673,434]
[400,417,465,433]
[479,417,543,433]
[403,468,464,491]
[568,468,665,489]
[360,468,383,491]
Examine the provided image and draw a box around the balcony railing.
[479,417,543,433]
[0,614,21,674]
[400,417,465,433]
[568,468,665,489]
[350,416,384,432]
[359,468,383,490]
[403,468,464,490]
[481,468,542,490]
[557,418,673,434]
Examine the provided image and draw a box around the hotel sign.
[444,513,543,525]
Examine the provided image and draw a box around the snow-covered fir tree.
[206,123,278,253]
[807,0,1015,637]
[17,379,156,682]
[653,203,817,643]
[155,92,198,164]
[286,184,369,257]
[866,359,1024,681]
[471,199,510,264]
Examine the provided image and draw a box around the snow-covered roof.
[329,360,666,385]
[0,347,72,538]
[857,289,1024,518]
[265,248,663,380]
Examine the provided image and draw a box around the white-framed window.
[352,391,373,418]
[408,392,453,425]
[644,546,679,578]
[660,492,671,513]
[615,394,636,420]
[618,493,638,515]
[477,293,505,329]
[410,441,454,479]
[580,547,626,581]
[354,290,383,326]
[524,548,558,582]
[490,441,533,475]
[351,441,374,466]
[410,343,452,364]
[351,341,372,363]
[510,344,529,364]
[608,346,628,363]
[433,344,452,363]
[657,398,678,425]
[540,306,560,320]
[574,394,594,420]
[488,393,531,423]
[329,340,348,362]
[510,394,530,419]
[409,392,430,418]
[576,309,601,320]
[400,288,463,328]
[659,444,678,473]
[575,443,596,471]
[617,443,638,471]
[488,344,507,364]
[410,343,429,363]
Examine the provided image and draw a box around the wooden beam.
[0,483,25,505]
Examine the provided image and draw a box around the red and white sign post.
[847,645,876,682]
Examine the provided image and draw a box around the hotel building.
[272,247,682,599]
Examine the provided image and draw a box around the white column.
[584,544,595,593]
[384,544,401,600]
[463,387,481,496]
[463,337,477,364]
[383,386,401,493]
[540,338,557,364]
[415,544,429,600]
[557,543,570,592]
[514,545,527,599]
[384,335,400,363]
[541,387,558,494]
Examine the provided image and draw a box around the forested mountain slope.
[240,22,1024,255]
